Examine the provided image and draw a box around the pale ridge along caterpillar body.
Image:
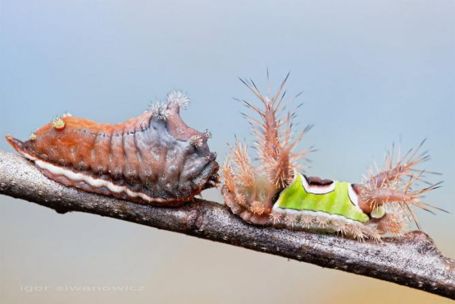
[7,91,219,205]
[222,75,445,240]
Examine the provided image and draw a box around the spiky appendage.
[357,140,445,235]
[223,75,319,228]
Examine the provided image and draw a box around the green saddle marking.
[275,174,369,223]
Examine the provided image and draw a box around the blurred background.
[1,1,454,303]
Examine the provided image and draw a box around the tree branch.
[0,150,454,299]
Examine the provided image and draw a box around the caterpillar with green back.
[222,74,445,240]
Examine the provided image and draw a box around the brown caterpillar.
[6,91,219,206]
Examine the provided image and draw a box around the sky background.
[1,0,454,303]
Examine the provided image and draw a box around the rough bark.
[0,150,454,299]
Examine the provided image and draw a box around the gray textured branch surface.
[0,150,454,299]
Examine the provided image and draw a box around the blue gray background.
[1,1,454,303]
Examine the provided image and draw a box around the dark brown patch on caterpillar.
[6,92,219,206]
[305,176,334,187]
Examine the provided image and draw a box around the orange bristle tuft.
[360,140,444,229]
[223,74,312,216]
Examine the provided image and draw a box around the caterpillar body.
[7,91,219,206]
[222,75,444,240]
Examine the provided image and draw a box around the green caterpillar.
[222,75,443,240]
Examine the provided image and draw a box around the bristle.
[149,102,167,120]
[232,142,255,188]
[224,74,312,216]
[360,141,443,231]
[167,90,190,108]
[239,75,311,188]
[148,91,190,120]
[268,208,382,240]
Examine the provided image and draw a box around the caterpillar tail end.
[6,135,39,163]
[5,135,26,155]
[221,185,273,226]
[358,141,444,231]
